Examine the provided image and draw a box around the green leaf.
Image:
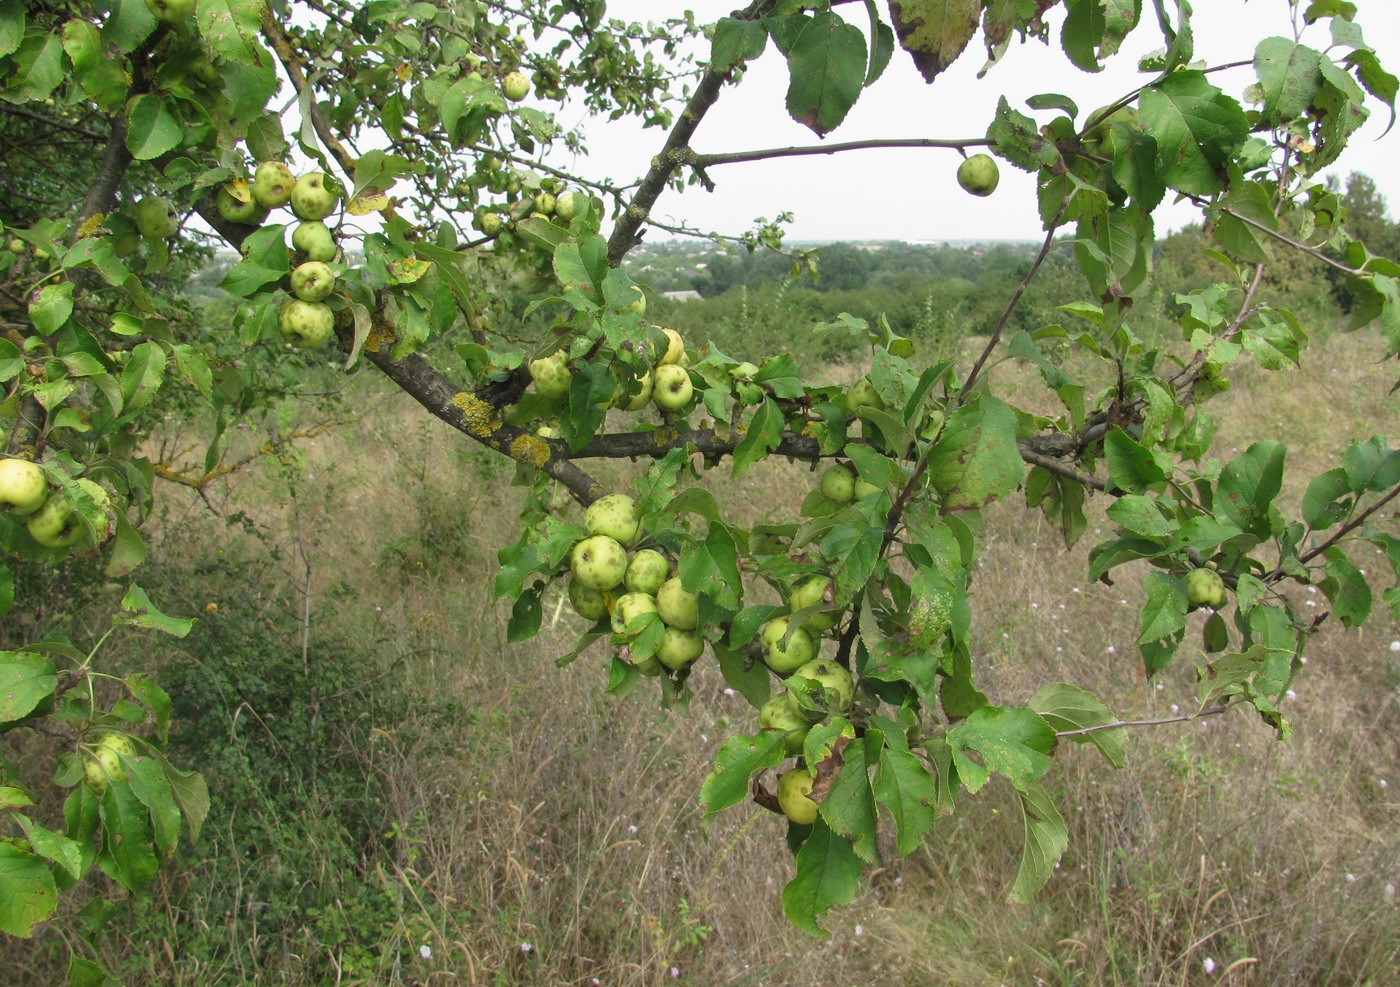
[781,817,863,936]
[1136,571,1188,646]
[124,754,180,858]
[29,282,74,335]
[987,96,1063,173]
[0,652,57,726]
[872,747,938,855]
[1106,494,1173,539]
[196,0,266,65]
[1321,547,1371,628]
[1138,71,1248,197]
[678,522,742,610]
[62,19,130,113]
[2,30,64,103]
[1216,441,1285,538]
[820,735,880,863]
[115,584,194,637]
[507,583,543,642]
[1303,466,1352,530]
[0,0,24,60]
[888,0,980,83]
[1030,682,1124,767]
[945,706,1055,794]
[712,643,772,709]
[68,957,122,987]
[1253,37,1324,126]
[784,11,867,136]
[1009,779,1068,903]
[1342,435,1400,493]
[1103,426,1166,493]
[732,398,786,475]
[925,396,1024,511]
[711,16,767,71]
[124,94,183,160]
[96,781,159,890]
[699,730,785,817]
[15,812,84,880]
[0,842,57,937]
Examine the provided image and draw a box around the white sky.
[549,1,1400,243]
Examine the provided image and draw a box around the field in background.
[4,325,1399,986]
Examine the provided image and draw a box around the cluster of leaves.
[3,0,1400,956]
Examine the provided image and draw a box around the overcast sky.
[550,1,1400,243]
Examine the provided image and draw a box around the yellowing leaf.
[348,193,390,215]
[388,257,432,284]
[888,0,981,83]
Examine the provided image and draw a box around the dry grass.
[5,329,1399,985]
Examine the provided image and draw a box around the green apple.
[957,153,1000,197]
[135,196,179,239]
[819,464,856,504]
[652,364,693,412]
[216,186,267,225]
[570,534,628,592]
[619,285,646,315]
[853,478,882,500]
[555,190,579,220]
[290,172,339,221]
[1185,567,1227,609]
[533,191,556,215]
[83,732,136,792]
[278,299,335,348]
[610,591,660,640]
[5,238,22,254]
[0,458,48,516]
[846,376,883,414]
[761,618,815,674]
[501,70,531,101]
[656,576,699,630]
[622,371,654,412]
[251,160,295,209]
[112,230,141,257]
[776,768,818,825]
[144,0,195,23]
[25,481,106,550]
[290,261,336,302]
[655,327,684,365]
[789,574,838,632]
[528,353,571,399]
[73,478,112,550]
[568,578,608,621]
[625,549,669,595]
[787,658,854,716]
[656,626,704,671]
[759,692,811,755]
[585,494,639,545]
[292,220,338,262]
[477,212,504,236]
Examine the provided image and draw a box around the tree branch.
[689,136,991,171]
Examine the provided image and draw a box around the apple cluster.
[0,458,112,552]
[566,493,706,674]
[213,160,344,349]
[528,325,693,415]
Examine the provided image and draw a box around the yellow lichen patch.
[449,392,501,437]
[509,433,551,469]
[364,319,396,354]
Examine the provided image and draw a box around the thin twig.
[1057,704,1233,738]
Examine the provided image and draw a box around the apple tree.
[2,0,1399,954]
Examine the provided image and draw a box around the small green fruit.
[957,153,1000,197]
[776,768,818,825]
[1185,567,1227,609]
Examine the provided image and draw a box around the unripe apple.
[277,299,335,348]
[144,0,195,23]
[656,576,699,630]
[0,459,48,516]
[24,480,105,549]
[290,172,339,221]
[501,70,531,101]
[957,153,1000,197]
[216,186,267,225]
[290,261,336,302]
[83,732,136,792]
[788,658,854,716]
[533,191,556,215]
[656,626,705,671]
[611,591,659,640]
[251,160,295,209]
[759,692,810,755]
[112,231,141,257]
[292,220,338,262]
[819,464,856,504]
[5,238,22,254]
[135,196,179,239]
[776,768,818,825]
[789,574,839,632]
[853,478,882,500]
[477,211,504,236]
[555,190,578,220]
[622,371,654,411]
[619,285,646,315]
[846,377,883,414]
[652,364,693,412]
[761,618,815,674]
[1185,567,1227,609]
[625,548,670,595]
[568,577,608,621]
[585,494,639,545]
[570,534,628,591]
[528,353,571,399]
[655,327,684,365]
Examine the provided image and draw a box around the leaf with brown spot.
[888,0,982,83]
